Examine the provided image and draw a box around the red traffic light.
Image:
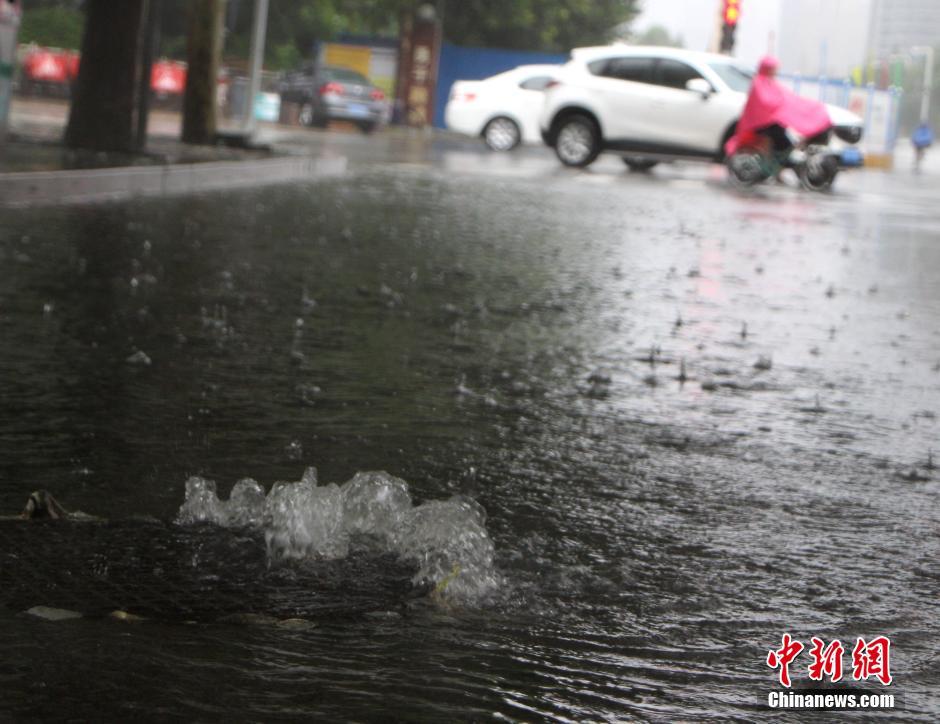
[723,0,741,26]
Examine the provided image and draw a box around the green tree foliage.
[165,0,638,68]
[441,0,640,52]
[18,4,84,49]
[23,0,638,69]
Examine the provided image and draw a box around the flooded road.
[1,148,938,720]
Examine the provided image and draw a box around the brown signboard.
[395,7,442,127]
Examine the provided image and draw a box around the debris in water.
[455,375,473,397]
[754,355,773,371]
[897,467,931,482]
[284,440,303,461]
[676,358,688,383]
[295,383,321,406]
[110,610,146,622]
[21,490,68,519]
[26,606,82,621]
[799,395,826,414]
[301,287,317,310]
[126,350,152,366]
[639,345,661,365]
[379,284,404,308]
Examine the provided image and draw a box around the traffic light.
[720,0,741,53]
[723,0,741,26]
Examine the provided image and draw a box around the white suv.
[539,45,863,169]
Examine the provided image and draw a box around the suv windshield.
[706,61,753,92]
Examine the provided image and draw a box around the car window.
[519,76,554,91]
[706,61,753,92]
[655,59,705,90]
[324,67,371,85]
[591,56,654,84]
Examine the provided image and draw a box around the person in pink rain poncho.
[724,56,833,158]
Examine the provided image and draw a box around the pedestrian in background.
[912,121,934,172]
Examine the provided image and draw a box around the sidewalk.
[0,96,351,207]
[2,97,278,172]
[0,95,496,207]
[892,138,940,175]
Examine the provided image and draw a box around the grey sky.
[634,0,783,68]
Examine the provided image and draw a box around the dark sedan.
[279,64,389,133]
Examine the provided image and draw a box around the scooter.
[726,127,863,192]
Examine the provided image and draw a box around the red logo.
[767,635,892,687]
[852,637,892,686]
[808,637,844,682]
[767,634,804,687]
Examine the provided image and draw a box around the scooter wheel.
[726,151,770,188]
[797,154,839,192]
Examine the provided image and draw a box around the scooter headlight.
[835,125,863,144]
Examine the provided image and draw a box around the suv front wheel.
[553,114,601,168]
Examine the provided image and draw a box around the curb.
[863,153,894,169]
[0,155,347,208]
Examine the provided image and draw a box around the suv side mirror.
[685,78,713,98]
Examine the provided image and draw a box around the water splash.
[176,467,499,603]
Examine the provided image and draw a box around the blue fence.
[778,73,902,153]
[434,43,567,128]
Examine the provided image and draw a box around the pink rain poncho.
[724,56,833,156]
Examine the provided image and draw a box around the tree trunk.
[65,0,146,152]
[181,0,224,145]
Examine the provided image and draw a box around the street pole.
[241,0,268,136]
[135,0,162,151]
[918,45,933,124]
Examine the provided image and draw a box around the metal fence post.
[0,0,22,145]
[242,0,269,136]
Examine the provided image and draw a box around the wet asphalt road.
[1,131,939,720]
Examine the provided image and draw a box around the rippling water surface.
[1,165,938,720]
